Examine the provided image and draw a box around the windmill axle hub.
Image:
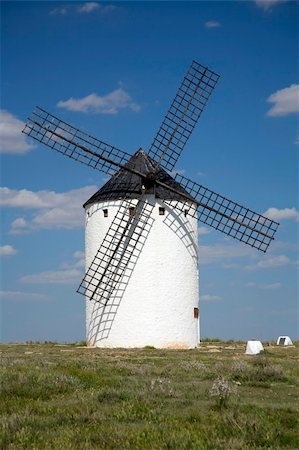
[142,171,156,190]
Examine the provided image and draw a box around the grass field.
[1,341,298,449]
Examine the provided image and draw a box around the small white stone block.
[245,340,264,355]
[276,336,293,346]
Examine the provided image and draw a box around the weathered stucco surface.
[85,195,199,348]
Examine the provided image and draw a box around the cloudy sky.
[1,0,298,343]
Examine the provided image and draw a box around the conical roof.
[83,149,194,207]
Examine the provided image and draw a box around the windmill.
[23,60,279,348]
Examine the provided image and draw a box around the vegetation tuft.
[0,341,298,449]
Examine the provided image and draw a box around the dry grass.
[0,341,298,449]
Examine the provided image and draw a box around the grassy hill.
[1,341,298,449]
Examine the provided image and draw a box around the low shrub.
[230,357,286,384]
[209,377,236,409]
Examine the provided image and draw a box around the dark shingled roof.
[83,149,195,207]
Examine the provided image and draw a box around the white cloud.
[266,84,299,117]
[0,245,17,256]
[11,217,29,232]
[244,281,282,289]
[57,88,140,115]
[20,251,85,285]
[78,2,116,14]
[0,187,66,209]
[201,294,222,301]
[61,250,85,269]
[256,255,290,268]
[0,185,97,233]
[255,0,288,10]
[245,255,290,270]
[222,263,238,269]
[199,243,254,264]
[32,207,83,230]
[263,207,299,222]
[74,250,84,260]
[0,291,48,301]
[0,185,96,210]
[77,2,100,13]
[0,110,34,154]
[198,226,211,236]
[50,3,116,16]
[262,282,282,289]
[205,20,221,28]
[199,243,292,272]
[98,3,116,13]
[73,251,85,268]
[21,268,82,285]
[78,2,117,14]
[49,6,68,15]
[74,258,85,269]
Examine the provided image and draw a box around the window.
[128,207,135,217]
[103,209,108,217]
[159,207,165,216]
[194,307,199,319]
[184,210,189,217]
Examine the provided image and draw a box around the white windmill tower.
[82,150,200,348]
[23,60,279,348]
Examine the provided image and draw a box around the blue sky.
[1,0,298,343]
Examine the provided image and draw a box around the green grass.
[0,342,298,449]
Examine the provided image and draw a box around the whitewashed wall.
[85,194,199,348]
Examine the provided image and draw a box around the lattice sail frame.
[84,198,155,342]
[23,107,131,176]
[78,197,155,304]
[162,173,279,252]
[148,60,220,172]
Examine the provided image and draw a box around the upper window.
[128,207,135,217]
[103,209,108,217]
[159,207,165,216]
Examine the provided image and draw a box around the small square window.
[194,307,199,319]
[103,209,108,217]
[128,207,135,217]
[159,207,165,216]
